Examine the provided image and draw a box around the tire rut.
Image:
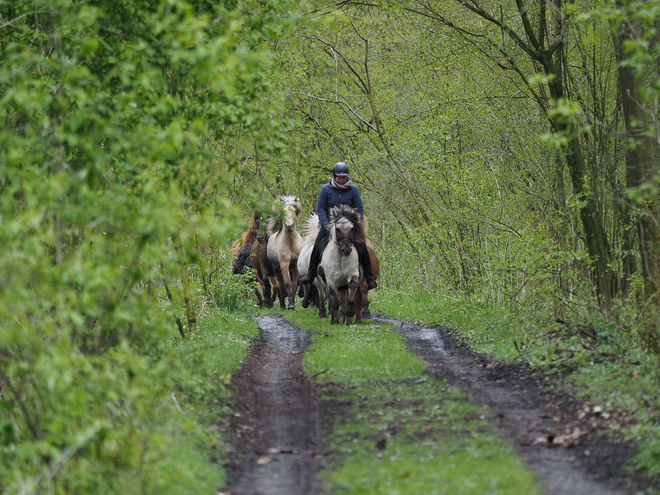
[374,315,646,495]
[222,314,324,495]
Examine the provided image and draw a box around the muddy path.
[222,314,324,495]
[222,313,650,494]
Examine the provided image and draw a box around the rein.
[334,235,354,246]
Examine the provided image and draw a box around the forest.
[1,0,660,492]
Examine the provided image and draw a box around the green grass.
[369,289,524,360]
[144,311,261,492]
[287,307,542,494]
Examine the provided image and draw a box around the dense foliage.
[0,0,296,491]
[278,0,660,344]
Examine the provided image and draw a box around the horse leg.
[316,282,327,318]
[354,280,364,325]
[253,284,264,308]
[345,278,358,317]
[258,263,273,308]
[280,261,295,310]
[275,271,286,309]
[290,265,300,310]
[328,288,340,324]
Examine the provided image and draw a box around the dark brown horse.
[249,233,279,308]
[232,215,278,308]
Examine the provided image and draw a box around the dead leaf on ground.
[257,456,273,465]
[543,428,586,448]
[267,448,294,454]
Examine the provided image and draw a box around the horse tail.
[301,213,320,246]
[232,245,252,275]
[231,238,244,258]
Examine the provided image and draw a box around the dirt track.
[221,314,650,495]
[222,315,324,495]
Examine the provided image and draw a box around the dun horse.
[267,196,303,310]
[319,204,366,324]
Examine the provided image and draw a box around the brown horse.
[249,234,279,308]
[232,215,264,268]
[232,215,278,308]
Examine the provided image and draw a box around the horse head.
[280,195,301,233]
[254,215,267,244]
[331,205,360,257]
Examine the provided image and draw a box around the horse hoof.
[301,299,310,308]
[288,304,295,310]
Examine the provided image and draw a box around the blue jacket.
[317,183,364,229]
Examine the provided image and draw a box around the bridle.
[334,235,354,247]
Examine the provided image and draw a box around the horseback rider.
[299,162,378,290]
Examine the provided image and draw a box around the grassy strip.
[288,308,541,494]
[369,289,660,483]
[173,311,261,487]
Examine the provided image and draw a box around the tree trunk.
[542,41,614,307]
[175,235,198,335]
[613,10,660,348]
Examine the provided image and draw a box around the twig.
[310,368,330,378]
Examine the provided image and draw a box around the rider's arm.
[317,185,331,229]
[353,186,365,220]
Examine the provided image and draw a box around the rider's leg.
[300,228,328,285]
[356,242,377,290]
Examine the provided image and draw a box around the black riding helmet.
[332,162,349,177]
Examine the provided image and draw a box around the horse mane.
[267,195,301,235]
[333,204,366,244]
[232,215,261,257]
[232,245,252,274]
[266,215,280,236]
[301,213,320,247]
[281,195,302,216]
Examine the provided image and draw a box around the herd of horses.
[231,195,379,325]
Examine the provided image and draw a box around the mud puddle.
[222,314,324,495]
[374,315,648,495]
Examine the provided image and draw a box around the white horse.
[297,213,328,318]
[319,205,365,324]
[267,196,303,310]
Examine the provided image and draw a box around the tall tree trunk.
[613,10,660,348]
[542,36,614,307]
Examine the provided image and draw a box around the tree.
[0,0,297,490]
[609,0,660,347]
